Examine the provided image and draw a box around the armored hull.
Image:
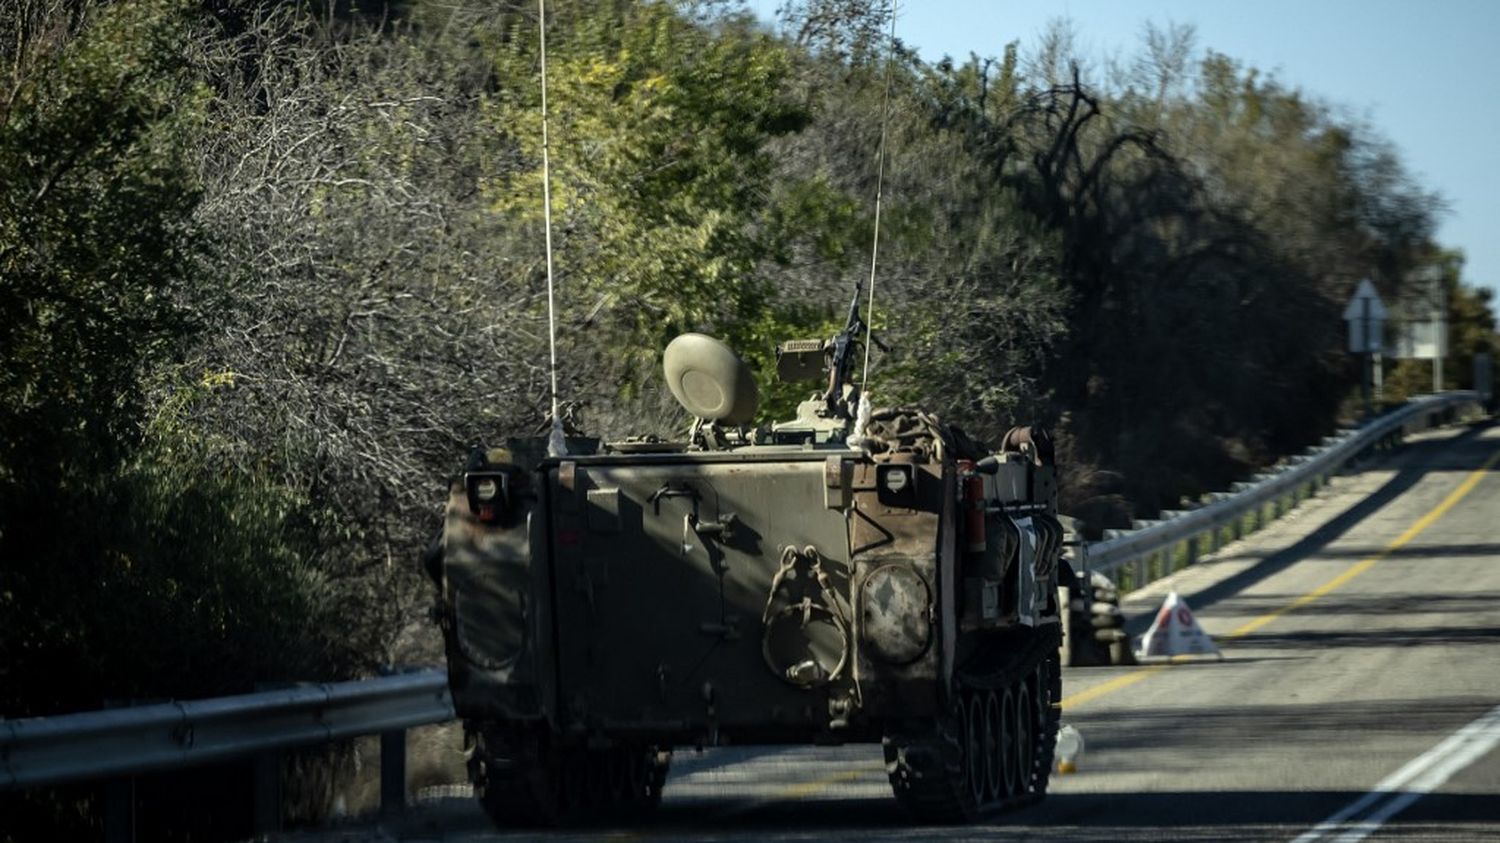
[429,409,1067,825]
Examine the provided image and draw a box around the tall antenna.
[851,1,898,447]
[539,0,566,457]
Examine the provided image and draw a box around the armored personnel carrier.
[424,324,1069,825]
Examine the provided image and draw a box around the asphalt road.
[286,421,1500,843]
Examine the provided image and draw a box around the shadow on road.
[991,790,1500,842]
[1241,623,1500,650]
[1168,589,1500,619]
[663,745,808,780]
[442,787,1500,841]
[1061,695,1495,756]
[358,770,1500,841]
[1214,540,1500,563]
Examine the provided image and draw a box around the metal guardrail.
[0,669,452,791]
[0,392,1482,819]
[1082,392,1483,589]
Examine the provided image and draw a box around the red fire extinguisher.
[958,460,986,553]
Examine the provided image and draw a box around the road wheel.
[585,749,611,808]
[1016,679,1036,795]
[607,748,630,803]
[561,750,589,815]
[982,690,1002,801]
[1000,686,1019,797]
[964,694,985,807]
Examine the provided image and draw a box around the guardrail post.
[101,698,141,843]
[104,776,135,843]
[253,749,283,835]
[1185,536,1199,568]
[380,729,407,816]
[249,680,290,836]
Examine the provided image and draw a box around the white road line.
[1292,703,1500,842]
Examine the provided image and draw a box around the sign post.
[1343,279,1388,418]
[1434,283,1446,391]
[1476,352,1493,409]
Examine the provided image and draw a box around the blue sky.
[746,0,1500,300]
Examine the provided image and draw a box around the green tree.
[0,0,204,495]
[0,0,327,717]
[486,2,810,407]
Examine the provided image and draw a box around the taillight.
[464,471,512,524]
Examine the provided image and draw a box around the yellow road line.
[708,767,873,822]
[1057,663,1170,709]
[779,768,868,800]
[1061,441,1500,710]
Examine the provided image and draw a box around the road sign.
[1393,320,1444,359]
[1343,279,1387,353]
[1391,267,1448,390]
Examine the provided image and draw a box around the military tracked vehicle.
[424,315,1069,825]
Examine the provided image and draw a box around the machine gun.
[824,279,867,417]
[773,278,884,421]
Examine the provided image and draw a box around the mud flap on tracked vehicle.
[440,475,552,718]
[1014,516,1040,626]
[846,458,947,718]
[1010,515,1064,626]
